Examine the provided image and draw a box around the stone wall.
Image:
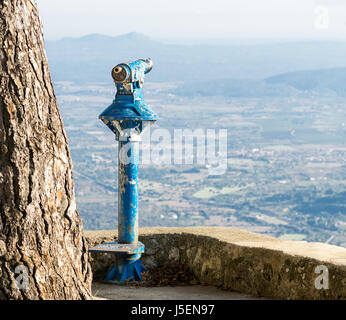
[85,227,346,300]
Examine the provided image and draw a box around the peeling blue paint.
[118,140,139,244]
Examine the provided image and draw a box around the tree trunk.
[0,0,92,300]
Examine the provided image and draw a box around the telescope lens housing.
[112,65,129,82]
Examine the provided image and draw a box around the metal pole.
[118,139,140,244]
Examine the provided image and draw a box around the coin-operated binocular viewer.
[89,58,158,284]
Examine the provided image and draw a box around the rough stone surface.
[0,0,92,300]
[86,227,346,300]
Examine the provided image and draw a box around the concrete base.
[93,283,262,300]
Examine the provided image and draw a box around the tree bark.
[0,0,92,300]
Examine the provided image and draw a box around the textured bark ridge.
[0,0,92,299]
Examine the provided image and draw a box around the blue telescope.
[89,58,158,284]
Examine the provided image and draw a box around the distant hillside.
[266,67,346,96]
[46,33,346,84]
[174,78,298,98]
[174,67,346,98]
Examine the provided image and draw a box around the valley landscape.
[47,33,346,247]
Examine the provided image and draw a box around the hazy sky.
[36,0,346,43]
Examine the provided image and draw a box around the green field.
[279,234,307,241]
[193,185,254,200]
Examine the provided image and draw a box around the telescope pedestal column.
[118,139,140,244]
[108,137,146,284]
[89,136,146,284]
